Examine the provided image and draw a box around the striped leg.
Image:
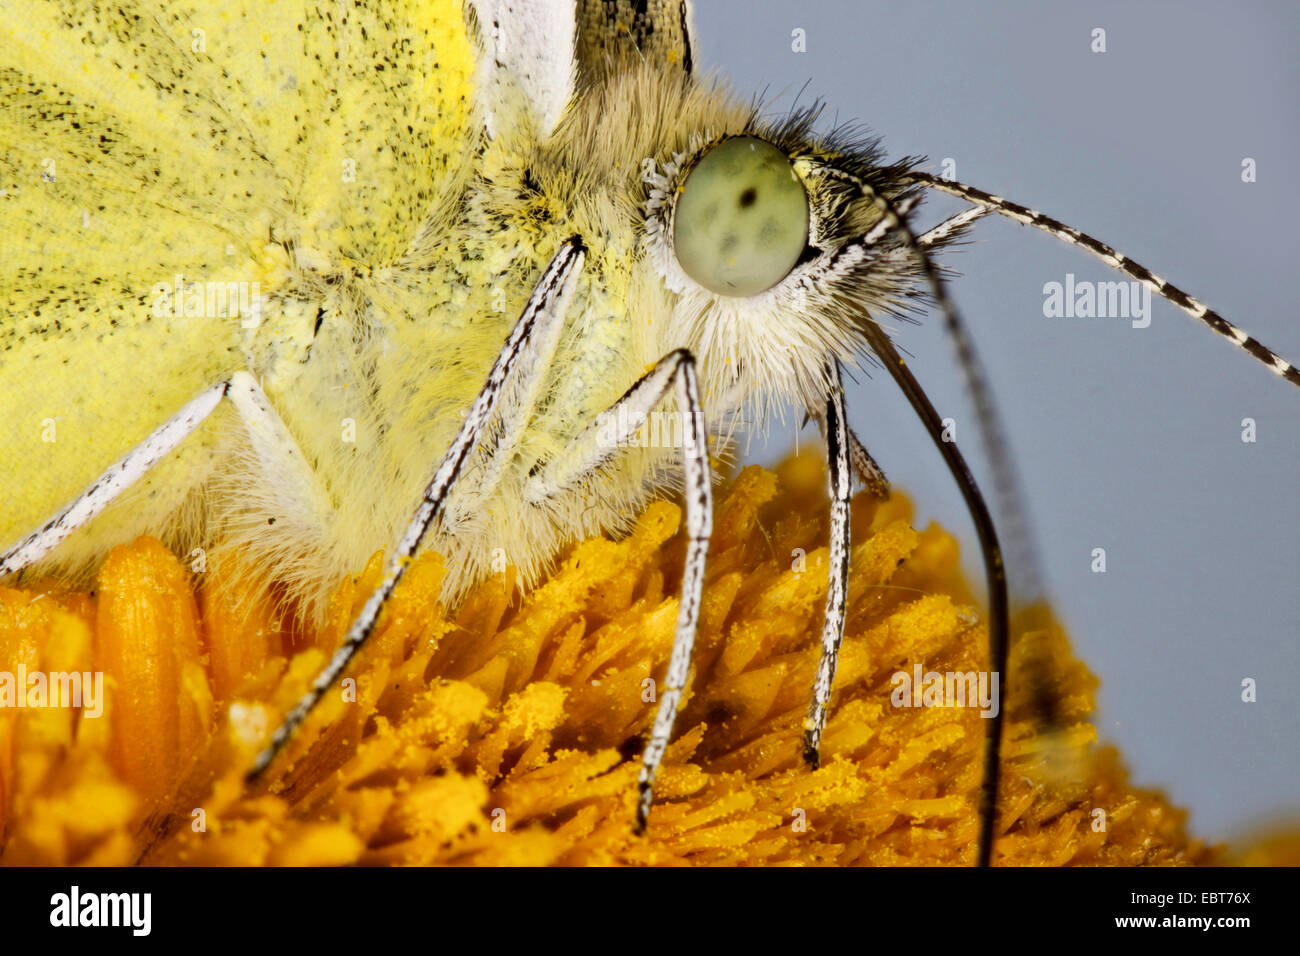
[909,171,1300,388]
[812,164,1020,867]
[802,362,853,767]
[524,348,713,832]
[246,237,587,780]
[845,423,888,499]
[803,412,888,498]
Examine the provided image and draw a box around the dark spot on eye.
[738,187,757,208]
[719,232,738,254]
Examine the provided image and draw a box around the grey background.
[693,0,1300,842]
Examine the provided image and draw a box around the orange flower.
[0,457,1207,865]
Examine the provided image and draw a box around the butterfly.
[1,0,1295,865]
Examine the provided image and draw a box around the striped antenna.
[909,171,1300,388]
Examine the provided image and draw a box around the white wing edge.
[468,0,577,139]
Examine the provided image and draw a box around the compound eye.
[673,136,810,297]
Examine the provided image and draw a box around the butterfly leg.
[523,348,713,832]
[247,237,587,780]
[801,363,854,767]
[843,421,888,498]
[814,169,1012,865]
[806,411,886,496]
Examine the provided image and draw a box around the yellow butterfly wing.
[0,0,478,569]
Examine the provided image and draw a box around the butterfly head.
[635,94,951,421]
